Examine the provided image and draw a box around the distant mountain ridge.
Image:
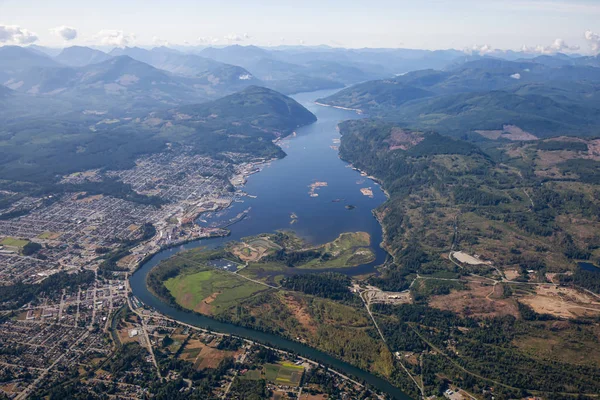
[55,46,112,67]
[319,57,600,138]
[109,46,262,89]
[0,46,61,79]
[0,48,267,115]
[2,55,206,112]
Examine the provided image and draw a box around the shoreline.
[126,152,280,274]
[127,93,411,399]
[137,238,401,399]
[314,101,363,114]
[339,156,395,260]
[127,300,379,397]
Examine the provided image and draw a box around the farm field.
[164,268,270,315]
[178,337,240,370]
[242,362,304,386]
[150,236,396,379]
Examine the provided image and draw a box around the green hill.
[317,80,433,112]
[172,85,317,136]
[391,91,600,137]
[0,86,316,185]
[319,59,600,138]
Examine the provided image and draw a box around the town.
[0,149,262,284]
[0,147,383,399]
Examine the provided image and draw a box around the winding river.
[130,89,411,399]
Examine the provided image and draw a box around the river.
[130,89,412,399]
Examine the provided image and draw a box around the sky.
[1,0,600,54]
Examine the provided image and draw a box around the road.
[74,286,81,327]
[125,290,162,379]
[173,253,281,290]
[57,289,66,321]
[126,300,372,396]
[221,370,237,398]
[359,289,425,398]
[90,280,97,330]
[15,330,90,400]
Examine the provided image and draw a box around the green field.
[151,231,395,382]
[0,237,29,248]
[264,362,304,386]
[164,268,269,315]
[298,232,376,269]
[240,362,303,385]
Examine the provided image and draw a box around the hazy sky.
[1,0,600,53]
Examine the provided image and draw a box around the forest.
[0,86,316,207]
[281,272,357,303]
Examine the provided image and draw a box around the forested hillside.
[337,118,600,398]
[321,59,600,138]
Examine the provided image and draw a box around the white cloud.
[51,25,77,41]
[521,38,579,54]
[198,36,219,44]
[224,33,243,42]
[243,33,251,40]
[464,44,494,55]
[0,25,38,45]
[510,73,521,80]
[152,36,169,46]
[548,38,579,53]
[585,30,600,53]
[93,30,135,47]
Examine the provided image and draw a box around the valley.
[3,35,600,400]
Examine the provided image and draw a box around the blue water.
[197,89,388,263]
[579,262,600,273]
[130,89,411,399]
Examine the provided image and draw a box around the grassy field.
[0,237,29,248]
[164,268,269,315]
[236,231,377,284]
[241,362,303,386]
[153,230,395,381]
[264,362,304,386]
[241,369,263,380]
[298,232,375,269]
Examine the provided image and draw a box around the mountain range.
[0,46,262,115]
[0,84,316,186]
[3,43,600,139]
[319,57,600,138]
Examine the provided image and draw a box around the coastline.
[126,151,281,274]
[127,90,413,399]
[339,156,394,259]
